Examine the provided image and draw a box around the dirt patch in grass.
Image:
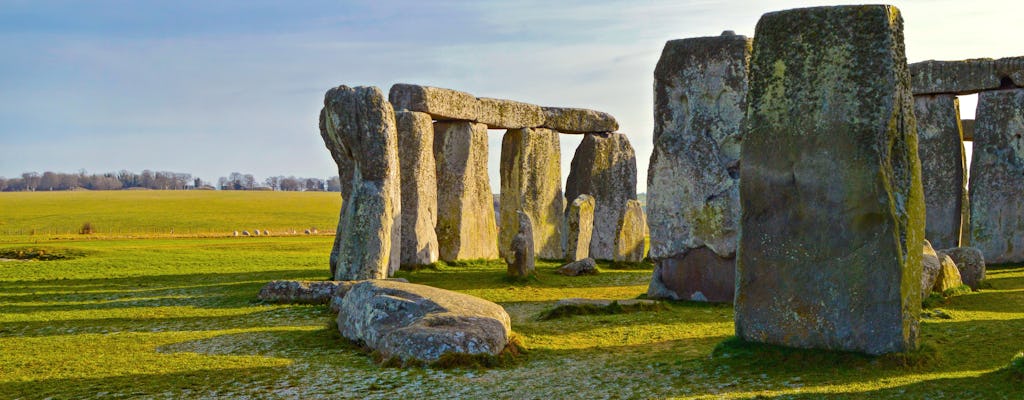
[0,246,86,261]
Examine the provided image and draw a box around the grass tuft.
[1005,352,1024,381]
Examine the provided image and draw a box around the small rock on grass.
[555,258,598,276]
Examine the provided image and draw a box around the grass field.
[2,191,1024,398]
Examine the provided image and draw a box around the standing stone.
[397,111,439,266]
[969,89,1024,265]
[434,121,499,261]
[500,128,564,260]
[914,95,966,250]
[320,107,356,278]
[565,133,638,260]
[322,85,402,280]
[614,199,647,263]
[736,5,923,355]
[565,194,595,261]
[507,210,536,278]
[646,31,751,303]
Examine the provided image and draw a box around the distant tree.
[21,172,39,191]
[305,178,324,191]
[39,171,59,191]
[0,177,7,191]
[326,176,341,192]
[264,176,282,191]
[58,173,80,190]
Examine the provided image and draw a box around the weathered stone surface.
[566,133,638,260]
[922,240,942,295]
[910,56,1024,95]
[320,107,356,278]
[939,246,986,290]
[614,199,646,263]
[434,121,499,261]
[914,95,966,250]
[647,32,750,303]
[736,5,923,355]
[396,111,439,266]
[565,194,595,261]
[388,84,479,121]
[542,107,619,134]
[477,97,545,129]
[322,85,401,280]
[961,119,975,141]
[934,252,963,292]
[555,257,598,276]
[336,280,511,362]
[969,89,1024,265]
[328,278,409,314]
[257,280,346,304]
[499,128,564,260]
[506,210,535,278]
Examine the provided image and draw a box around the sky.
[1,0,1022,191]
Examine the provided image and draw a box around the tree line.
[0,170,342,192]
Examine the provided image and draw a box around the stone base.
[648,247,734,302]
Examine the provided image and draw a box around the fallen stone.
[939,246,985,290]
[922,240,942,295]
[540,297,661,320]
[614,199,647,263]
[647,31,750,303]
[328,278,409,313]
[434,121,499,261]
[566,133,638,260]
[322,85,402,280]
[555,257,598,276]
[968,88,1024,265]
[910,56,1024,95]
[914,94,967,250]
[506,210,535,278]
[564,194,595,261]
[477,97,545,129]
[336,280,511,363]
[499,128,564,260]
[257,280,347,304]
[388,84,479,121]
[397,111,440,266]
[553,298,659,308]
[735,5,923,355]
[934,251,963,292]
[541,107,619,134]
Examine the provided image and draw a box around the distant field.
[0,190,341,239]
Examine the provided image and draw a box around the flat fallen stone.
[565,133,638,260]
[336,280,511,363]
[499,128,564,260]
[554,298,658,307]
[389,83,479,121]
[910,56,1024,95]
[434,121,499,261]
[477,97,545,129]
[555,258,598,276]
[914,94,967,250]
[541,107,619,134]
[257,280,348,304]
[396,111,440,266]
[736,5,923,355]
[969,88,1024,265]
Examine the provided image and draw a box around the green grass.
[1,191,1024,398]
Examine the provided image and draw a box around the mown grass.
[1,192,1024,398]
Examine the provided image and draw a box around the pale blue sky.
[1,0,1021,190]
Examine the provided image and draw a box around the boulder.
[565,133,638,260]
[434,121,499,261]
[388,84,479,121]
[914,94,967,250]
[328,278,409,313]
[647,31,750,302]
[477,98,545,129]
[396,111,440,266]
[565,194,595,261]
[555,258,598,276]
[939,246,986,290]
[499,128,564,260]
[541,107,619,134]
[257,280,347,304]
[969,89,1024,265]
[934,252,963,292]
[921,240,942,295]
[910,57,1024,95]
[506,210,536,278]
[735,5,923,355]
[322,85,402,280]
[614,199,647,263]
[336,280,511,363]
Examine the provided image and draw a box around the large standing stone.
[397,111,439,266]
[337,280,511,363]
[507,210,536,278]
[565,133,638,260]
[646,32,751,303]
[565,194,595,261]
[614,199,647,263]
[499,128,564,260]
[434,121,499,261]
[914,95,966,250]
[969,89,1024,265]
[322,85,402,280]
[388,84,479,121]
[736,5,923,355]
[319,107,355,278]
